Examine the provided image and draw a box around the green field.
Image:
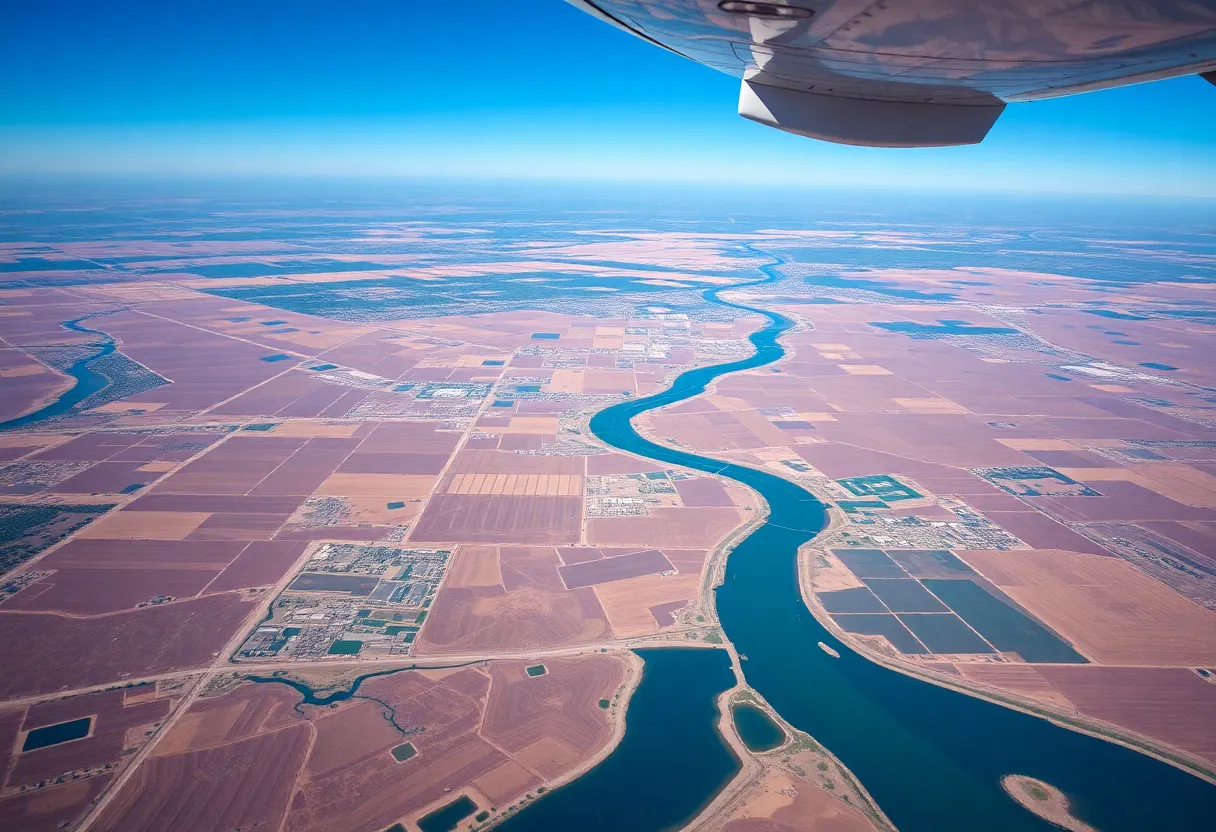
[837,474,922,501]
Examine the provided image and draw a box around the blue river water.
[514,250,1216,831]
[497,648,739,832]
[244,664,475,707]
[0,318,114,432]
[16,267,1207,829]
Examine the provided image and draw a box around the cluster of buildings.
[585,472,679,518]
[234,544,452,662]
[827,497,1025,552]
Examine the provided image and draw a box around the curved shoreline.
[495,647,741,832]
[0,317,116,432]
[584,250,1216,830]
[1002,775,1096,832]
[797,566,1216,787]
[647,393,1215,787]
[247,652,651,831]
[637,409,1216,788]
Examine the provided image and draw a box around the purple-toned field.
[411,495,582,544]
[558,549,675,589]
[418,545,614,653]
[91,656,628,832]
[0,593,256,699]
[3,195,1216,832]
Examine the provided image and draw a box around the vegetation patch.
[326,639,363,656]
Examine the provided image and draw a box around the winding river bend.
[580,252,1216,831]
[0,317,115,432]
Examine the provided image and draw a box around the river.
[509,249,1216,830]
[0,317,115,432]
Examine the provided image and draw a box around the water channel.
[0,317,115,432]
[510,250,1216,830]
[496,648,738,832]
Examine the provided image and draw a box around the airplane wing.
[565,1,1216,147]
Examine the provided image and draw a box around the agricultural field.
[89,655,632,832]
[635,262,1216,772]
[1,193,1213,829]
[0,199,783,831]
[0,680,191,832]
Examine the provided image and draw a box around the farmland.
[630,259,1216,773]
[1,192,1213,829]
[90,656,632,832]
[0,203,772,831]
[0,682,189,832]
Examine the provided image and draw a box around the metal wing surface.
[567,1,1216,146]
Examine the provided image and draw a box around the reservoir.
[578,252,1216,831]
[731,703,785,753]
[497,648,739,832]
[417,795,477,832]
[22,716,92,751]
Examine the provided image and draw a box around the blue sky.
[2,0,1215,196]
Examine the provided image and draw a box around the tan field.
[0,364,52,378]
[78,511,211,540]
[514,736,580,774]
[94,401,169,413]
[584,369,636,392]
[473,760,537,804]
[838,364,892,375]
[0,433,60,449]
[729,408,800,446]
[342,495,424,525]
[1058,463,1216,508]
[593,572,701,637]
[545,368,584,393]
[996,439,1080,451]
[268,420,361,438]
[960,549,1216,666]
[444,544,504,587]
[445,472,582,496]
[314,473,437,498]
[808,550,867,592]
[953,664,1077,710]
[893,397,968,414]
